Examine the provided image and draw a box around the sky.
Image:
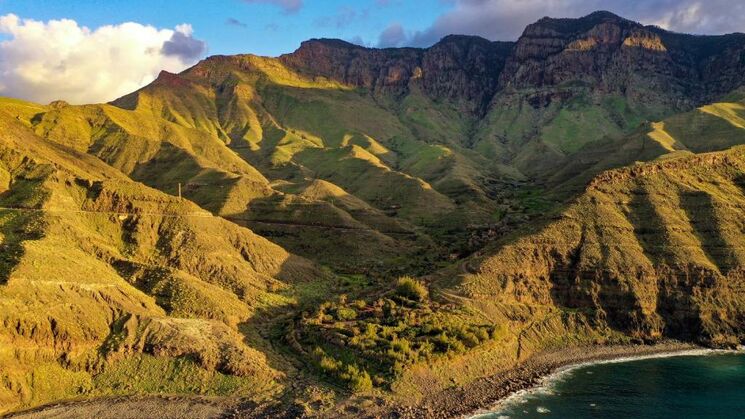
[1,0,744,104]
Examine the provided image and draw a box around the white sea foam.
[467,347,742,418]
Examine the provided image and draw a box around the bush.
[475,327,490,342]
[340,364,373,392]
[319,355,339,373]
[335,307,357,321]
[460,332,480,348]
[395,277,428,302]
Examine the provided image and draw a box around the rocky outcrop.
[460,146,745,347]
[279,11,745,114]
[420,36,512,109]
[280,36,513,112]
[501,12,745,108]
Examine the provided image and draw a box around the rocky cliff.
[280,36,513,113]
[280,11,745,114]
[2,9,745,416]
[457,146,745,347]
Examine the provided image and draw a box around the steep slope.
[452,147,745,349]
[2,65,468,271]
[3,9,745,416]
[261,97,745,405]
[280,35,514,114]
[9,11,745,274]
[475,11,745,178]
[0,110,320,413]
[548,90,745,195]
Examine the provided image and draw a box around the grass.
[0,108,324,413]
[515,187,554,215]
[662,100,745,152]
[2,44,745,416]
[92,355,281,400]
[541,94,648,153]
[464,145,745,346]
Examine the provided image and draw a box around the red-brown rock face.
[279,11,745,115]
[280,36,512,112]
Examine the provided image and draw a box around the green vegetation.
[92,355,280,399]
[394,276,429,302]
[0,110,314,413]
[294,279,496,392]
[2,24,745,416]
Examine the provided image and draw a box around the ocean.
[474,350,745,418]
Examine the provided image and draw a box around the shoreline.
[390,341,714,418]
[469,346,738,418]
[8,342,739,418]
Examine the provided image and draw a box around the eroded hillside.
[1,9,745,417]
[454,147,745,349]
[0,110,320,412]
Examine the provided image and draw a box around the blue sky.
[3,0,745,57]
[0,0,452,56]
[1,0,744,104]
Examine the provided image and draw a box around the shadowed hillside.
[2,9,745,417]
[453,147,745,347]
[0,110,320,412]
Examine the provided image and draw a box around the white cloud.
[0,14,207,105]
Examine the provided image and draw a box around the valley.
[2,10,745,417]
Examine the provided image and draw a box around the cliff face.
[280,11,745,114]
[500,11,745,109]
[3,9,745,414]
[280,36,513,112]
[458,147,745,347]
[272,12,745,186]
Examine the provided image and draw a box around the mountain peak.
[584,10,625,21]
[436,34,490,45]
[527,10,639,36]
[296,38,365,52]
[153,70,190,87]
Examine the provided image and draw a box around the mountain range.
[2,10,745,417]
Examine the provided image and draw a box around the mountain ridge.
[3,9,745,416]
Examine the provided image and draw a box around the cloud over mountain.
[377,23,406,47]
[0,14,206,104]
[396,0,745,47]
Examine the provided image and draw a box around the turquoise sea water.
[476,351,745,419]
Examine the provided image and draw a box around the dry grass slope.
[0,112,319,413]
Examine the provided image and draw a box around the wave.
[469,347,743,418]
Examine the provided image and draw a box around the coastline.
[390,341,708,418]
[8,342,736,418]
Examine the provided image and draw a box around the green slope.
[0,112,320,413]
[2,34,745,415]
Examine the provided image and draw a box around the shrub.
[395,277,428,302]
[460,332,480,348]
[335,307,357,321]
[363,323,378,338]
[340,364,373,392]
[390,337,411,354]
[319,355,339,373]
[475,327,490,342]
